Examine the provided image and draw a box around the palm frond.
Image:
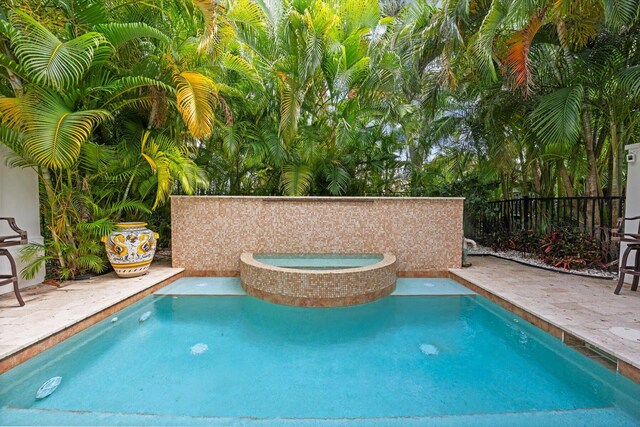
[617,65,640,96]
[76,217,115,238]
[102,76,175,107]
[280,164,312,195]
[221,52,261,83]
[173,71,217,139]
[228,0,268,26]
[278,76,301,142]
[11,11,104,88]
[531,85,584,149]
[19,242,47,280]
[503,9,545,96]
[95,22,170,46]
[323,162,350,195]
[23,91,111,169]
[340,0,380,34]
[603,0,639,29]
[57,0,108,27]
[0,124,23,154]
[194,0,236,55]
[75,254,107,272]
[470,0,507,81]
[0,96,24,129]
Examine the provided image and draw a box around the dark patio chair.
[612,216,640,295]
[0,217,27,306]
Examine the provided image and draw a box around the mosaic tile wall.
[239,252,397,306]
[171,196,464,275]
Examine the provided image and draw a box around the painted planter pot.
[102,222,158,278]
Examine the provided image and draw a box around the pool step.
[154,277,476,297]
[391,278,476,296]
[154,277,245,296]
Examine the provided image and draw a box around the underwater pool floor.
[2,279,640,426]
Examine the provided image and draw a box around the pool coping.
[0,268,184,374]
[448,269,640,384]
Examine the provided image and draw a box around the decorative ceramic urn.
[102,222,158,278]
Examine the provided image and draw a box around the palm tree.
[193,0,400,196]
[0,2,214,277]
[466,0,640,196]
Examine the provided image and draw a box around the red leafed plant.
[486,227,607,270]
[534,228,606,270]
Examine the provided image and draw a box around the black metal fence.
[470,196,626,262]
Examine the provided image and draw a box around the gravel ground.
[469,246,617,280]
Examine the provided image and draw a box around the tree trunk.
[519,151,528,196]
[581,110,600,197]
[39,167,66,269]
[1,40,23,97]
[609,108,621,225]
[606,142,613,197]
[609,108,620,198]
[581,106,601,233]
[532,161,542,196]
[556,20,574,72]
[500,173,509,200]
[558,162,574,197]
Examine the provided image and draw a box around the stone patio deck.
[0,264,183,373]
[450,256,640,383]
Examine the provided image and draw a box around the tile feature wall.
[240,252,397,306]
[171,196,464,275]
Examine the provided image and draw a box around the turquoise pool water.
[253,254,384,269]
[2,292,640,425]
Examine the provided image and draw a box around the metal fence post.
[523,196,529,231]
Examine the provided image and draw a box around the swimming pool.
[2,282,639,425]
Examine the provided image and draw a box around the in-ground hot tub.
[240,253,397,307]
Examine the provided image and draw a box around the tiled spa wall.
[239,252,397,307]
[171,196,464,275]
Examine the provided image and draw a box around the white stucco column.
[0,146,45,293]
[620,143,640,284]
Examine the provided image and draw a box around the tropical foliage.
[0,0,209,278]
[0,0,638,277]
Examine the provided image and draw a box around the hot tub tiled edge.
[240,252,397,306]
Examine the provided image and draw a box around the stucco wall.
[621,144,640,284]
[171,196,464,275]
[0,147,45,294]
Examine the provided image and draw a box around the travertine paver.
[0,264,183,359]
[451,256,640,370]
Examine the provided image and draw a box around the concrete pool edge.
[240,252,397,307]
[449,269,640,384]
[0,268,184,375]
